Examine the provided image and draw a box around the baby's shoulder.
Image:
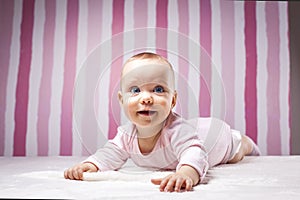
[166,113,215,130]
[165,113,230,137]
[115,123,136,139]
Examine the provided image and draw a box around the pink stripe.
[177,0,189,117]
[288,8,291,155]
[199,0,211,117]
[13,0,35,156]
[108,0,124,139]
[134,0,147,51]
[266,2,281,155]
[87,0,102,53]
[156,0,168,58]
[60,0,79,155]
[220,0,235,125]
[134,0,147,28]
[81,0,103,155]
[87,0,102,118]
[244,1,258,143]
[37,0,56,156]
[0,0,14,155]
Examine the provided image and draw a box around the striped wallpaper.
[0,0,291,156]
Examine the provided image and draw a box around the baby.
[64,52,260,192]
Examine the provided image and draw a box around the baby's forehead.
[120,59,175,89]
[122,58,171,75]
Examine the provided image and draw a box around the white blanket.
[0,156,299,199]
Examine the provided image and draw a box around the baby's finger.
[164,178,177,192]
[151,178,162,185]
[73,168,83,180]
[63,169,69,179]
[174,178,184,192]
[66,169,74,180]
[159,177,170,192]
[184,179,193,191]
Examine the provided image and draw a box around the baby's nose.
[140,92,153,104]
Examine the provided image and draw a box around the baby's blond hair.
[123,52,172,69]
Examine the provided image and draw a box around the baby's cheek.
[126,101,137,110]
[124,102,138,117]
[161,99,172,108]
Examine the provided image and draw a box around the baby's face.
[118,59,177,129]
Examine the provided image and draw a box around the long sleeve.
[167,116,209,182]
[84,129,131,171]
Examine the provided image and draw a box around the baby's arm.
[151,164,199,192]
[64,162,98,180]
[64,133,130,180]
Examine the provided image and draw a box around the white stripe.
[167,0,178,70]
[97,50,112,147]
[76,0,88,75]
[96,0,113,147]
[167,0,178,31]
[187,56,200,119]
[279,2,290,155]
[124,0,134,34]
[167,0,179,113]
[256,2,268,155]
[73,75,85,156]
[167,0,178,66]
[121,0,135,125]
[188,0,199,44]
[167,0,178,73]
[72,0,88,156]
[101,0,113,43]
[26,0,45,156]
[124,0,134,42]
[147,0,156,49]
[147,0,156,27]
[5,0,23,156]
[48,0,67,156]
[234,1,246,135]
[211,0,223,119]
[188,0,200,119]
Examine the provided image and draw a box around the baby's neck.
[136,124,162,138]
[136,123,165,155]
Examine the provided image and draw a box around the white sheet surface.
[0,156,300,199]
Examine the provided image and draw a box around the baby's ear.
[171,91,177,108]
[118,91,123,105]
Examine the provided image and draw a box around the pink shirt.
[85,112,239,180]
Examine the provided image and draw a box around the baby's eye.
[130,86,140,94]
[153,86,164,93]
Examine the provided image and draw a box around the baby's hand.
[64,162,98,180]
[151,172,194,192]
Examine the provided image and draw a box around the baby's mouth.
[137,110,156,116]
